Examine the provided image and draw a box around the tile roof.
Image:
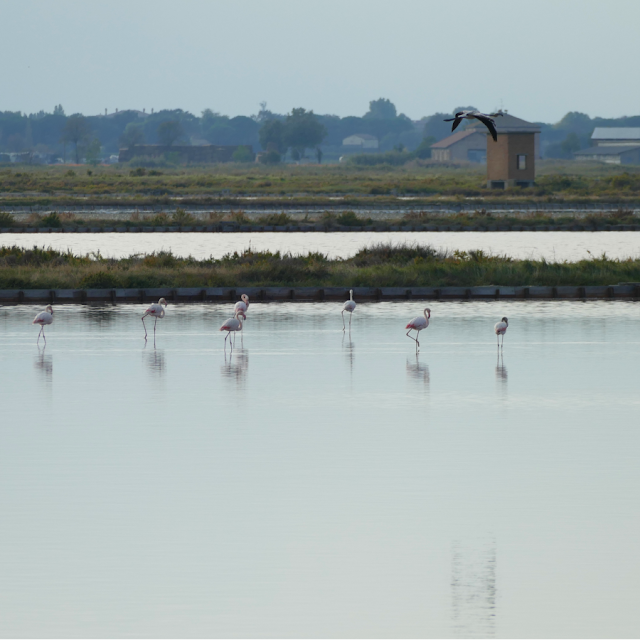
[592,128,640,140]
[430,130,483,148]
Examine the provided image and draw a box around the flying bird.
[405,308,430,350]
[494,317,508,347]
[33,305,53,344]
[443,110,503,142]
[142,298,167,340]
[342,289,356,331]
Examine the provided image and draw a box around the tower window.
[517,154,527,170]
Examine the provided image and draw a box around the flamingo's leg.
[349,312,352,329]
[342,310,345,331]
[42,326,46,344]
[142,316,148,339]
[36,326,42,344]
[154,317,157,337]
[406,329,418,343]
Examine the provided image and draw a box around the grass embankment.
[1,162,640,207]
[1,244,639,290]
[1,208,639,231]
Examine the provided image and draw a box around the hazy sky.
[2,0,639,123]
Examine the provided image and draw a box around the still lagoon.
[0,300,639,637]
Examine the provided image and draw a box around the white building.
[342,133,379,149]
[574,128,640,164]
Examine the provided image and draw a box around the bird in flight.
[444,111,503,141]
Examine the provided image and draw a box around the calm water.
[1,231,640,260]
[1,301,640,638]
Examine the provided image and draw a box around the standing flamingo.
[342,289,356,331]
[142,298,167,340]
[494,317,508,347]
[406,308,430,350]
[33,305,53,344]
[234,294,250,320]
[220,310,243,349]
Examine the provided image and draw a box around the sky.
[2,0,639,123]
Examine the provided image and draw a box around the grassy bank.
[1,244,640,290]
[1,208,639,231]
[1,161,640,207]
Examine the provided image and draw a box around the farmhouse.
[430,130,488,163]
[342,134,379,149]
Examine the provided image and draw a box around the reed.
[1,243,639,289]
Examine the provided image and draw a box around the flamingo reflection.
[222,347,249,386]
[143,341,166,376]
[406,354,430,386]
[34,346,53,382]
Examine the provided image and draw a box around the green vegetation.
[1,243,639,290]
[1,162,640,209]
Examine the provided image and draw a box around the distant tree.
[258,150,281,165]
[61,114,91,163]
[259,119,287,154]
[555,111,592,135]
[560,132,582,155]
[316,147,323,164]
[206,122,235,145]
[119,122,145,149]
[415,136,436,159]
[232,146,254,163]
[53,104,65,117]
[7,133,25,153]
[85,138,102,166]
[365,98,397,120]
[423,113,456,141]
[283,108,326,158]
[157,120,185,146]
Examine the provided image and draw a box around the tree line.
[2,99,640,164]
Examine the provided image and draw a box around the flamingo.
[220,310,243,349]
[494,317,508,347]
[443,110,503,141]
[142,298,167,340]
[406,308,430,350]
[33,305,53,344]
[234,294,250,320]
[342,289,356,331]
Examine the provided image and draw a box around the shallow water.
[1,230,640,261]
[1,301,640,638]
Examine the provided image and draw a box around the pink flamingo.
[142,298,167,340]
[342,289,356,331]
[494,317,508,347]
[406,308,430,350]
[33,305,53,344]
[220,310,243,349]
[234,294,250,320]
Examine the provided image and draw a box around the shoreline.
[2,284,640,305]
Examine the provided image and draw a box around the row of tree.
[2,100,640,163]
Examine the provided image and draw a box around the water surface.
[1,231,640,261]
[1,301,639,637]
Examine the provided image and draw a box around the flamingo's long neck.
[424,309,430,319]
[350,290,353,301]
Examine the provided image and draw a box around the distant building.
[430,130,488,163]
[574,128,640,164]
[342,134,379,149]
[485,114,541,189]
[591,127,640,146]
[430,113,541,165]
[574,145,640,164]
[118,144,253,164]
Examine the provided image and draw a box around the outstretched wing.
[450,117,463,132]
[475,115,498,141]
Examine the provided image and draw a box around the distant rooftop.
[592,128,640,140]
[344,133,377,140]
[430,130,483,148]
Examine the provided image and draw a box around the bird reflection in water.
[451,538,497,639]
[342,332,355,375]
[143,341,166,376]
[495,350,507,394]
[222,347,249,387]
[406,353,430,387]
[34,346,53,385]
